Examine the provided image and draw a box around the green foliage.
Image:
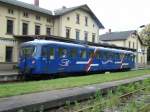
[64,101,71,111]
[140,25,150,61]
[140,24,150,45]
[94,90,102,102]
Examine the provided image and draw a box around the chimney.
[108,29,111,33]
[62,6,67,9]
[34,0,39,6]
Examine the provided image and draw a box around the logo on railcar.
[59,59,70,67]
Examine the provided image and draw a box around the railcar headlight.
[32,60,36,64]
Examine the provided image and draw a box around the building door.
[6,47,13,62]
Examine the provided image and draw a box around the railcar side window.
[120,53,124,60]
[108,52,113,60]
[102,51,108,60]
[49,48,55,60]
[42,47,48,58]
[100,51,104,59]
[96,51,100,59]
[89,50,94,57]
[59,48,67,58]
[125,54,128,60]
[80,50,86,59]
[70,48,77,58]
[115,53,120,60]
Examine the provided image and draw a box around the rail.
[75,87,147,112]
[139,104,150,112]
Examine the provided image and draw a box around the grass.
[0,69,150,98]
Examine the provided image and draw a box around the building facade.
[100,30,148,65]
[0,0,104,70]
[0,0,53,69]
[53,5,104,43]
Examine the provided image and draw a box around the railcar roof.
[21,39,85,47]
[21,40,134,54]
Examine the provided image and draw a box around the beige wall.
[125,35,148,64]
[0,3,53,37]
[54,9,99,42]
[0,39,18,62]
[0,3,53,62]
[105,40,125,47]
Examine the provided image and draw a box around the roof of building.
[100,30,136,41]
[100,30,147,46]
[0,0,52,15]
[54,4,104,28]
[22,39,133,53]
[14,35,136,51]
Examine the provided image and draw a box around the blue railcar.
[18,40,135,76]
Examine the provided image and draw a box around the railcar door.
[95,50,103,71]
[67,47,78,73]
[114,53,123,70]
[124,53,133,69]
[110,52,116,70]
[57,47,70,73]
[76,48,88,72]
[19,45,36,74]
[101,51,113,71]
[41,45,57,74]
[41,46,49,74]
[47,46,57,74]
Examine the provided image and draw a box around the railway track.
[0,67,149,83]
[140,104,150,112]
[47,86,149,112]
[74,87,148,112]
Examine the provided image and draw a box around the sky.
[19,0,150,33]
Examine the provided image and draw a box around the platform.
[0,74,150,112]
[0,71,18,82]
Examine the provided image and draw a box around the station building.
[0,0,104,70]
[100,30,148,65]
[53,5,104,42]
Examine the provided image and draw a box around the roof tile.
[0,0,52,15]
[100,30,135,41]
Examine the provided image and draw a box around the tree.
[147,48,150,62]
[140,24,150,62]
[140,24,150,44]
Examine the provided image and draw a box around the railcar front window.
[21,46,35,57]
[132,55,135,62]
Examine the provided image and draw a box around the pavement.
[0,74,150,112]
[0,70,19,82]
